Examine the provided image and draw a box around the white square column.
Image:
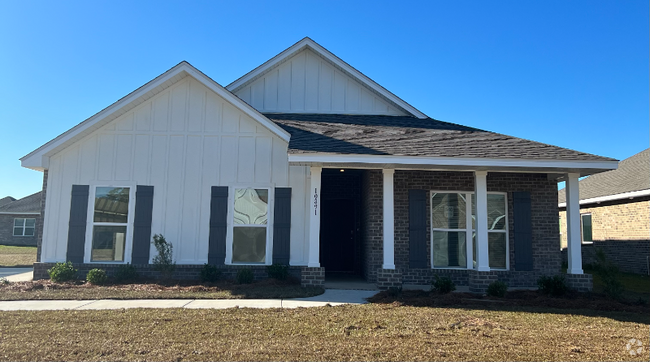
[565,172,583,274]
[474,171,490,272]
[382,169,395,269]
[308,166,322,268]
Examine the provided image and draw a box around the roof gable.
[227,37,427,119]
[0,192,41,213]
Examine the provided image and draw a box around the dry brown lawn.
[0,304,647,361]
[0,245,36,267]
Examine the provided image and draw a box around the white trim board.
[225,37,428,119]
[558,189,650,208]
[0,212,40,215]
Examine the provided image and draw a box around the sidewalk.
[0,268,33,282]
[0,289,378,311]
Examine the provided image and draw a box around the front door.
[320,198,355,272]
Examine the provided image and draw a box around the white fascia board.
[226,37,428,119]
[558,189,650,208]
[0,212,40,215]
[288,153,619,171]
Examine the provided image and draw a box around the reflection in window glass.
[94,187,129,223]
[431,193,467,229]
[91,225,126,261]
[581,214,592,242]
[232,227,266,263]
[488,233,507,269]
[91,187,130,262]
[432,231,467,268]
[232,188,268,264]
[234,189,268,225]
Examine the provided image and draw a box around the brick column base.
[565,273,593,292]
[376,268,402,290]
[469,270,499,294]
[301,267,325,288]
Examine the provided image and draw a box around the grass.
[0,304,647,361]
[590,269,650,302]
[0,245,36,267]
[0,278,324,300]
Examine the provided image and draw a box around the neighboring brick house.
[559,149,650,275]
[0,192,42,247]
[21,37,617,292]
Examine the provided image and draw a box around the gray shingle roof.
[265,113,615,161]
[0,197,16,207]
[0,192,41,213]
[558,148,649,203]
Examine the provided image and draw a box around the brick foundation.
[376,268,402,290]
[300,267,325,287]
[468,270,499,294]
[565,273,593,292]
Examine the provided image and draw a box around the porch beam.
[474,171,490,271]
[308,166,322,268]
[565,172,583,274]
[382,169,395,269]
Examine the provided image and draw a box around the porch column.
[382,169,395,269]
[308,166,322,267]
[565,173,583,274]
[474,171,490,272]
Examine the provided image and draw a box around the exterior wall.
[0,214,39,247]
[363,170,561,287]
[36,170,48,261]
[234,48,407,116]
[40,76,308,265]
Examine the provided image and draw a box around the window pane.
[234,188,268,225]
[14,218,24,227]
[488,232,507,269]
[94,187,129,223]
[581,214,592,242]
[25,218,36,227]
[431,193,467,229]
[432,231,467,268]
[91,225,126,261]
[13,227,23,236]
[24,227,35,236]
[487,194,506,230]
[232,227,266,263]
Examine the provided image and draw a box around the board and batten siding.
[234,48,408,116]
[41,76,311,265]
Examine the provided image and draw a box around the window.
[232,188,269,263]
[13,218,35,236]
[581,213,593,243]
[90,187,130,262]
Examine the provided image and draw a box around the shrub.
[86,268,107,285]
[200,264,222,283]
[114,263,138,283]
[152,234,176,280]
[236,268,254,284]
[387,286,402,297]
[431,275,456,294]
[593,248,623,300]
[537,275,568,297]
[47,261,77,282]
[0,277,9,285]
[267,264,289,280]
[486,280,508,298]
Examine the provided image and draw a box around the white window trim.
[429,190,509,271]
[13,218,36,237]
[580,213,593,245]
[225,184,275,266]
[84,183,136,264]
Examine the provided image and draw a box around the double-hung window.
[231,188,269,264]
[13,218,36,236]
[580,213,593,244]
[90,187,130,262]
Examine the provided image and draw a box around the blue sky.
[0,1,647,198]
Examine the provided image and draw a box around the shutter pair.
[407,190,533,271]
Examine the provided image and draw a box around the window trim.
[225,184,275,266]
[13,218,36,237]
[580,213,593,244]
[84,183,136,264]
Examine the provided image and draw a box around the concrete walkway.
[0,289,378,311]
[0,268,33,282]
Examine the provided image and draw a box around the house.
[21,37,618,292]
[0,192,42,247]
[559,149,649,275]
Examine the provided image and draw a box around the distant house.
[0,192,42,247]
[559,149,650,275]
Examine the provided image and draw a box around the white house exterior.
[22,38,617,291]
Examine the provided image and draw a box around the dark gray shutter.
[409,189,427,268]
[208,186,228,265]
[131,185,154,264]
[272,188,292,265]
[66,185,89,263]
[513,191,533,271]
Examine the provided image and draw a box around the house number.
[313,188,318,215]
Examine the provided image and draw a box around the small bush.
[114,263,138,283]
[236,268,254,284]
[152,234,176,280]
[431,275,456,294]
[0,277,9,285]
[267,264,289,280]
[486,280,508,297]
[387,286,402,297]
[86,268,108,285]
[47,261,77,282]
[200,264,222,283]
[537,275,568,297]
[593,248,624,300]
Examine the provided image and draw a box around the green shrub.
[0,277,9,285]
[267,264,289,280]
[236,268,254,284]
[387,286,402,297]
[114,263,138,283]
[86,268,108,285]
[593,248,624,300]
[200,264,222,283]
[152,234,176,279]
[537,275,568,297]
[486,280,508,297]
[47,261,77,282]
[431,275,456,294]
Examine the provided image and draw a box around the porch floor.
[324,274,377,291]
